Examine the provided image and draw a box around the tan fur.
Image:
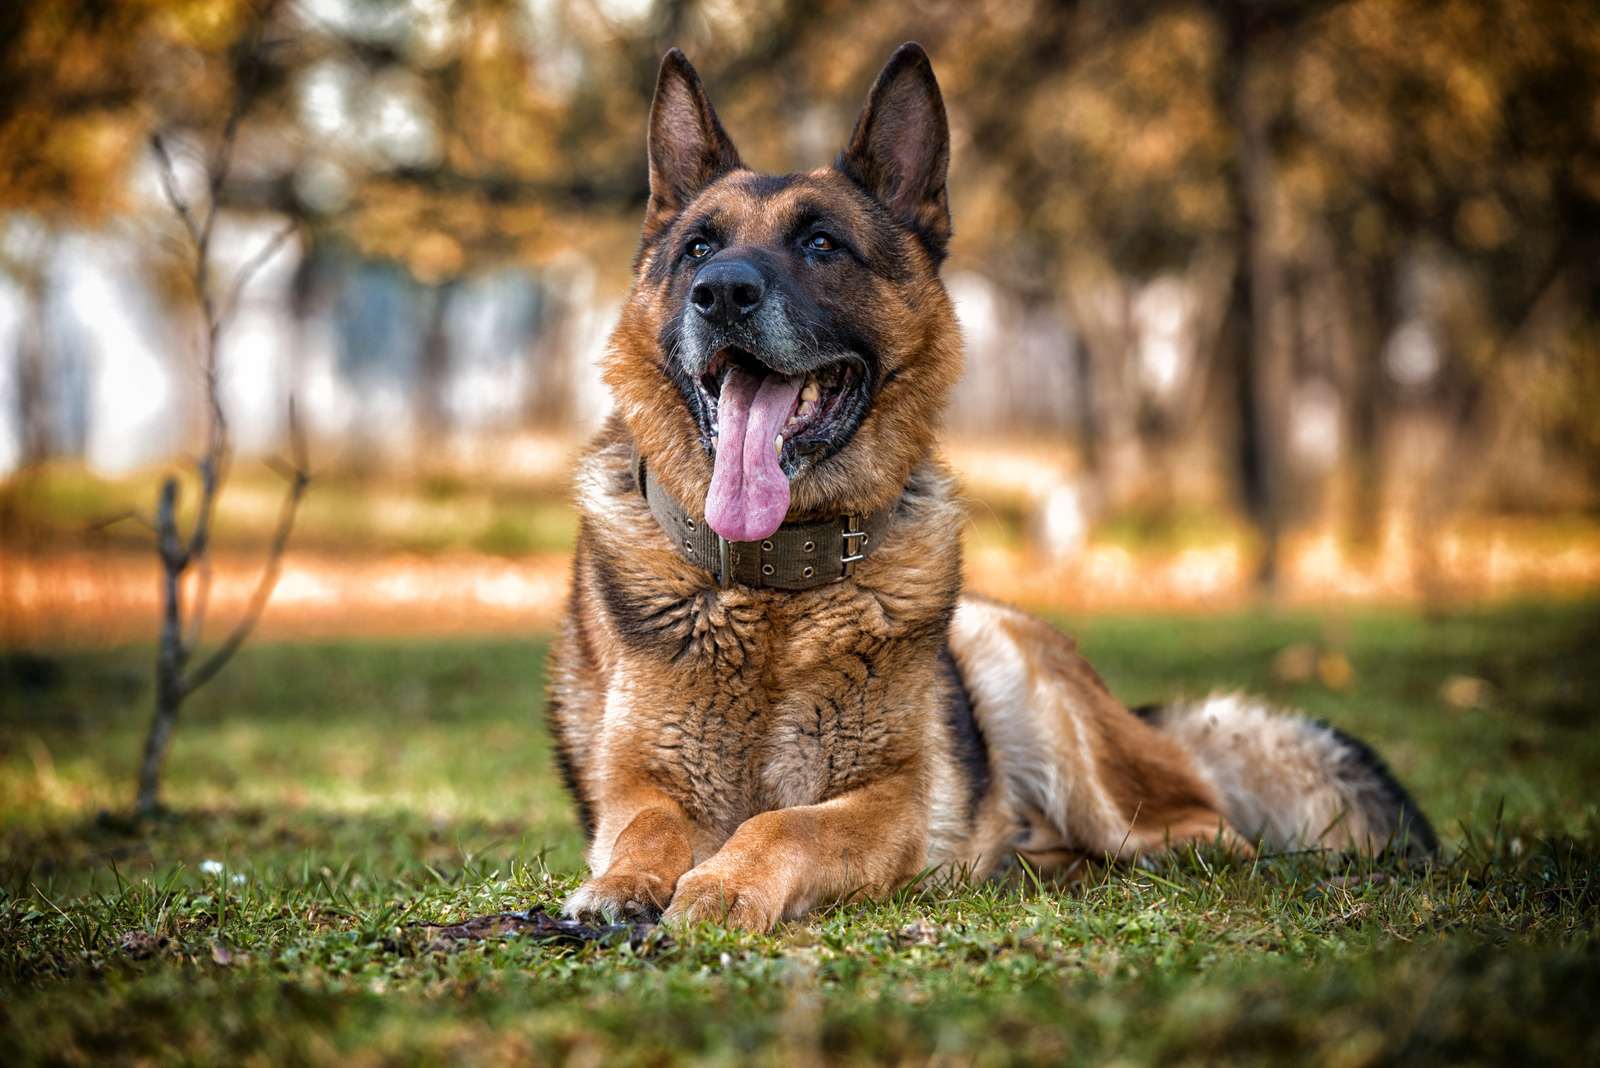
[547,45,1428,931]
[608,168,961,527]
[948,597,1247,864]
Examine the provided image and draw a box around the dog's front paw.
[661,866,783,931]
[563,870,673,924]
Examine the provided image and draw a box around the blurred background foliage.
[1,0,1598,590]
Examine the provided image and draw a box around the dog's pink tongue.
[706,366,803,542]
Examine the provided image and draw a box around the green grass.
[2,604,1598,1065]
[2,463,579,557]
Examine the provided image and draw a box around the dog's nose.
[690,260,766,326]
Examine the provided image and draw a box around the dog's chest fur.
[566,431,964,838]
[616,597,932,829]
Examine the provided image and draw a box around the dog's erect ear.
[837,43,951,260]
[645,49,742,240]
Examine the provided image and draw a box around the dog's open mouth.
[694,347,864,542]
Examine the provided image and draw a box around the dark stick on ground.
[406,908,663,953]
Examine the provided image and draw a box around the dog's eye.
[806,233,837,252]
[687,240,712,259]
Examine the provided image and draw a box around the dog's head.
[604,43,962,543]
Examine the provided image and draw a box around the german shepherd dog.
[549,44,1435,930]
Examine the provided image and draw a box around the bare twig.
[149,135,204,249]
[217,219,298,332]
[135,0,307,816]
[183,452,224,658]
[88,510,158,534]
[183,404,311,697]
[137,478,189,813]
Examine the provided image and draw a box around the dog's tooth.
[775,434,784,453]
[800,381,819,403]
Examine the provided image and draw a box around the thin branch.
[183,518,214,658]
[182,451,226,657]
[149,135,204,249]
[151,130,226,471]
[179,467,308,698]
[198,0,281,251]
[155,477,187,666]
[290,393,310,473]
[137,0,300,814]
[137,477,190,812]
[88,509,158,534]
[179,401,310,698]
[155,478,187,573]
[216,219,299,332]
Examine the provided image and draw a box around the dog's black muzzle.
[680,249,819,379]
[670,247,876,469]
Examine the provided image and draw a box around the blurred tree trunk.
[418,281,456,438]
[1228,12,1295,592]
[14,278,49,469]
[0,268,51,655]
[1070,275,1146,512]
[1072,308,1101,481]
[1337,256,1398,558]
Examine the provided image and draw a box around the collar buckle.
[840,514,868,579]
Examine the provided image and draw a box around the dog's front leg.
[663,776,925,931]
[563,783,695,923]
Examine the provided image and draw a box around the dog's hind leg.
[950,595,1249,864]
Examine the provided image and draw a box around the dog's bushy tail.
[1137,695,1439,857]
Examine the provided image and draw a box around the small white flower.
[201,859,224,875]
[231,873,247,885]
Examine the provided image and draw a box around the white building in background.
[210,217,304,458]
[0,212,614,479]
[946,270,1082,436]
[26,229,185,475]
